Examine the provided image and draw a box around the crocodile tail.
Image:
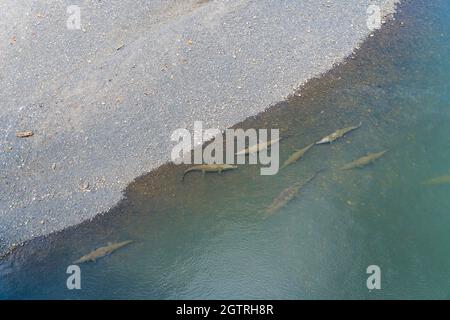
[73,257,85,264]
[301,143,312,152]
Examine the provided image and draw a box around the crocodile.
[73,240,133,264]
[265,170,322,217]
[341,150,388,170]
[316,122,362,144]
[422,173,450,186]
[182,163,238,181]
[235,137,281,156]
[280,143,314,170]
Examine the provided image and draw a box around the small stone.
[16,131,34,138]
[80,181,90,191]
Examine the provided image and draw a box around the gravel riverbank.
[0,0,399,256]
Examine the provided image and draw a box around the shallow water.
[1,0,450,299]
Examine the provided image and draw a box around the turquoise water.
[1,0,450,299]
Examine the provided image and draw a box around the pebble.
[80,181,90,191]
[16,131,34,138]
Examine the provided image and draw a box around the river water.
[1,0,450,299]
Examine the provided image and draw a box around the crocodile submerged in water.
[73,240,133,264]
[182,164,238,181]
[265,169,322,217]
[280,142,314,170]
[422,173,450,186]
[316,122,362,145]
[235,137,281,156]
[340,150,388,170]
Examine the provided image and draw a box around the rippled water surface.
[1,0,450,299]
